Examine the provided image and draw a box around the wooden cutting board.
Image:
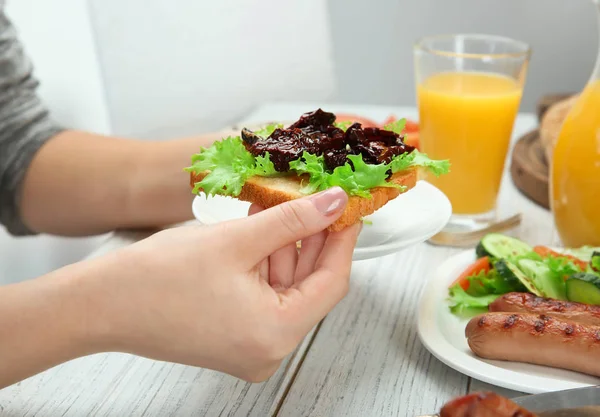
[510,129,549,209]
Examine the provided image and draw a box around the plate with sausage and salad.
[417,233,600,394]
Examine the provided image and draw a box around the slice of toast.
[190,168,417,232]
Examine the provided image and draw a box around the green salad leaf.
[288,152,329,194]
[253,153,277,176]
[187,136,255,196]
[253,123,283,138]
[389,150,450,177]
[383,119,406,135]
[411,152,451,177]
[448,285,500,318]
[517,258,568,300]
[186,136,278,197]
[327,154,404,198]
[464,269,525,297]
[290,152,403,198]
[333,121,353,131]
[388,152,414,173]
[544,256,581,281]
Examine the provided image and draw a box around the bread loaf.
[539,95,579,162]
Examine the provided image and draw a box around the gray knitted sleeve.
[0,4,65,235]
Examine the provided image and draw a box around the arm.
[0,188,359,389]
[0,8,224,236]
[0,261,93,388]
[20,130,224,236]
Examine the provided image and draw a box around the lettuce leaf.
[290,153,405,198]
[543,256,582,279]
[389,150,450,177]
[289,152,329,194]
[464,269,526,297]
[411,151,451,177]
[327,155,404,198]
[333,121,353,131]
[192,166,246,196]
[253,153,277,176]
[253,123,283,138]
[188,136,254,171]
[448,285,500,318]
[186,136,277,197]
[382,118,407,135]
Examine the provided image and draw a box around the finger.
[248,204,264,216]
[284,223,361,328]
[234,187,348,265]
[294,230,328,282]
[248,205,269,280]
[269,243,298,288]
[250,203,297,287]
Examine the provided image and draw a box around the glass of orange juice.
[414,34,531,228]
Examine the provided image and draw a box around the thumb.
[235,187,348,263]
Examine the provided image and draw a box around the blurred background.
[1,0,597,284]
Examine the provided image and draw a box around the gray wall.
[328,0,598,112]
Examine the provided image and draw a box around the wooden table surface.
[0,103,553,416]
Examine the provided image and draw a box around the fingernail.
[310,187,347,216]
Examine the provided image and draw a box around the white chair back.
[89,0,336,139]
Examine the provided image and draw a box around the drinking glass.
[414,34,531,230]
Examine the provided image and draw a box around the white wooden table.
[0,103,553,416]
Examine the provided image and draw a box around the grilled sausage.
[466,312,600,377]
[489,292,600,327]
[440,391,537,417]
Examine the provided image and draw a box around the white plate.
[192,180,452,261]
[417,249,600,394]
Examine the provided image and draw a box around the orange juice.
[551,80,600,247]
[418,72,522,214]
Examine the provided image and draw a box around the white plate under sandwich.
[417,249,600,394]
[192,180,452,261]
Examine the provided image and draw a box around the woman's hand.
[85,186,360,382]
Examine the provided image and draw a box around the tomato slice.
[450,256,491,291]
[404,120,419,132]
[381,115,397,126]
[404,132,420,150]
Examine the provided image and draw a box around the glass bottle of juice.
[550,0,600,247]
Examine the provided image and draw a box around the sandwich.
[186,109,449,232]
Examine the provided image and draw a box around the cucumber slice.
[495,259,542,296]
[476,233,532,260]
[475,242,489,259]
[566,273,600,305]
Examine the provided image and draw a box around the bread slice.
[190,168,417,232]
